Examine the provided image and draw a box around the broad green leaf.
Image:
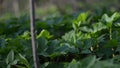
[111,12,120,21]
[72,20,81,30]
[114,22,120,26]
[92,22,107,33]
[11,59,18,65]
[76,39,84,49]
[77,12,89,22]
[92,59,120,68]
[102,12,120,27]
[115,46,120,52]
[38,37,48,53]
[68,46,79,53]
[97,34,106,43]
[96,48,113,58]
[46,39,60,55]
[6,50,14,64]
[81,49,91,54]
[72,12,89,30]
[18,54,30,68]
[81,56,96,68]
[59,43,79,53]
[37,29,53,39]
[83,38,94,49]
[7,65,10,68]
[101,14,112,27]
[62,30,77,43]
[102,14,113,23]
[80,26,92,33]
[55,45,70,54]
[20,31,30,40]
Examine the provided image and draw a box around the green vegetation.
[1,11,120,68]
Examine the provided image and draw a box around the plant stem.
[29,0,40,68]
[109,27,112,40]
[109,26,115,57]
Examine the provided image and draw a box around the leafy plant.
[6,50,30,68]
[1,11,120,68]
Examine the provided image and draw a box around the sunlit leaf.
[37,29,53,39]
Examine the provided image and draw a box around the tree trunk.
[29,0,40,68]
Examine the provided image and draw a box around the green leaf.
[112,55,120,65]
[68,46,79,53]
[114,22,120,27]
[76,39,84,49]
[92,59,120,68]
[55,45,70,54]
[80,26,92,33]
[101,12,120,27]
[96,48,113,58]
[7,65,11,68]
[18,54,30,68]
[92,22,107,33]
[62,30,77,43]
[6,50,14,64]
[20,31,30,40]
[11,59,18,65]
[72,12,89,30]
[59,43,79,53]
[111,12,120,21]
[83,38,94,49]
[81,49,91,54]
[102,14,113,23]
[0,38,6,48]
[38,37,48,53]
[72,20,81,30]
[81,56,96,68]
[105,39,118,48]
[97,34,106,43]
[77,12,89,22]
[37,29,53,39]
[67,59,81,68]
[46,40,60,55]
[115,46,120,52]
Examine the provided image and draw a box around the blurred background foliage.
[0,0,120,18]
